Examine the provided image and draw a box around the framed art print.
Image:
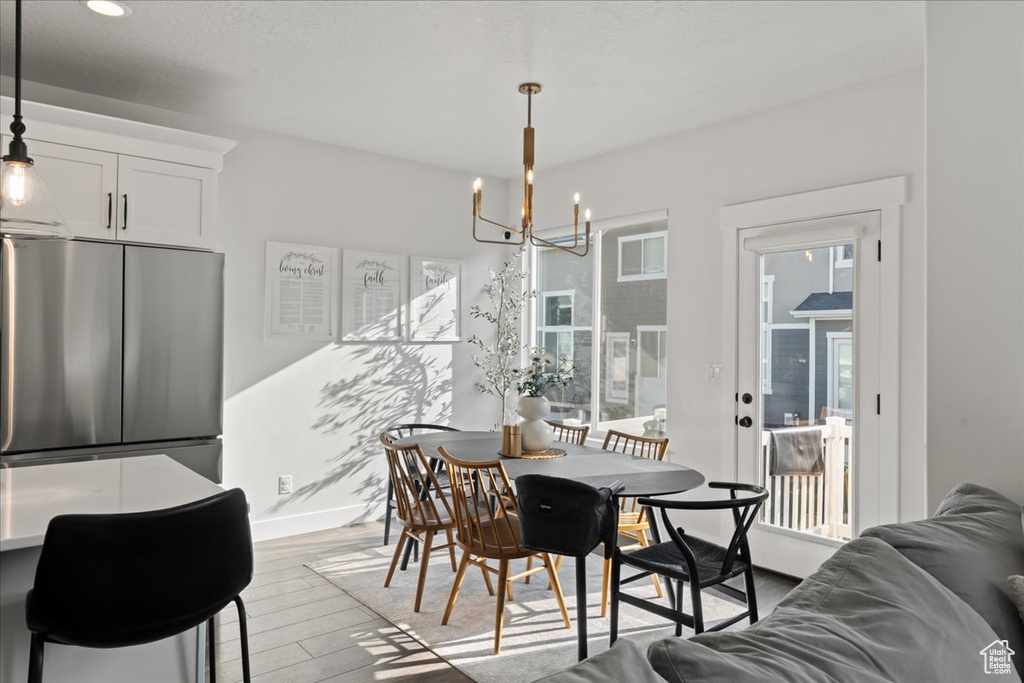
[409,256,461,342]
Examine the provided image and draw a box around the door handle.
[122,194,128,230]
[106,192,112,229]
[737,416,753,428]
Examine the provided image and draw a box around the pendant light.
[1,0,70,239]
[472,84,591,257]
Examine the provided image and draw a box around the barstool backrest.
[516,475,623,559]
[28,488,253,649]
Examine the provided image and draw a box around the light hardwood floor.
[209,522,799,683]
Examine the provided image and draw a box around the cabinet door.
[2,136,118,240]
[116,155,217,250]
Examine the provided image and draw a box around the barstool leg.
[27,633,44,683]
[609,549,621,646]
[208,616,217,683]
[575,556,588,661]
[234,596,252,683]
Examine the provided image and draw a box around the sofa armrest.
[537,639,669,683]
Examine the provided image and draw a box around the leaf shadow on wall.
[267,343,453,520]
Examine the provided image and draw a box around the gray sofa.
[541,483,1023,682]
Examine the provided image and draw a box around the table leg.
[195,621,206,683]
[644,505,676,609]
[575,557,588,662]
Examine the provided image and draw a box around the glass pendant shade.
[0,159,71,239]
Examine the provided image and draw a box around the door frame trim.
[719,176,906,535]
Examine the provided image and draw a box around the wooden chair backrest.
[546,420,590,445]
[380,434,452,528]
[601,429,670,518]
[438,447,525,556]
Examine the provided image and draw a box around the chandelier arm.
[529,232,591,257]
[473,214,526,246]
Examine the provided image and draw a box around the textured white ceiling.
[0,1,924,177]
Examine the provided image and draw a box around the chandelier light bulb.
[585,209,591,221]
[574,192,580,204]
[473,178,482,192]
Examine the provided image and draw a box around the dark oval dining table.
[393,430,705,497]
[393,429,704,661]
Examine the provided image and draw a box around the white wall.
[515,68,928,539]
[926,1,1024,509]
[1,77,509,540]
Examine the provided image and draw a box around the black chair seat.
[620,534,750,587]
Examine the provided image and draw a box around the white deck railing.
[760,416,852,540]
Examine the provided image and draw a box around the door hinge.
[877,239,882,262]
[876,394,881,415]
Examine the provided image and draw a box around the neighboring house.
[536,221,668,423]
[762,246,854,428]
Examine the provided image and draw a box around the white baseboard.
[249,502,383,543]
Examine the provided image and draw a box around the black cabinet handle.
[106,192,112,229]
[122,194,128,230]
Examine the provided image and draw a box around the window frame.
[617,230,668,282]
[605,332,631,404]
[761,274,774,395]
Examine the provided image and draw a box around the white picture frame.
[264,241,338,341]
[409,256,461,342]
[341,249,405,342]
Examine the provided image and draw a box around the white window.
[833,244,853,269]
[618,230,668,282]
[605,333,630,403]
[538,290,576,362]
[827,332,854,413]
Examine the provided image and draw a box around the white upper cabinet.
[116,156,217,250]
[3,137,118,240]
[1,97,235,251]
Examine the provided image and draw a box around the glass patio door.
[735,212,881,577]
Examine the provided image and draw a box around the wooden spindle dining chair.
[598,429,670,616]
[438,447,572,655]
[546,420,590,445]
[381,424,459,547]
[380,435,459,613]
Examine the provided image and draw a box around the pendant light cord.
[11,0,25,135]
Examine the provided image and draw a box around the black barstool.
[25,488,254,683]
[515,474,623,661]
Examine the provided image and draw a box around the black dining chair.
[516,474,624,661]
[25,488,254,683]
[609,482,768,641]
[381,423,460,548]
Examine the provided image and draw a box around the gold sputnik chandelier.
[472,83,591,256]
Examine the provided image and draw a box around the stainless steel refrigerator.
[1,237,224,482]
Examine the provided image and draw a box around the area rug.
[307,546,746,683]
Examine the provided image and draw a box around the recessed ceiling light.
[81,0,132,18]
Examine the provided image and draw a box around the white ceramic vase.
[517,395,553,452]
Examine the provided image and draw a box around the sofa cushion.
[647,537,1010,683]
[933,482,1022,517]
[862,483,1024,674]
[1010,575,1024,625]
[538,638,668,683]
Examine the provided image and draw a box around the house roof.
[792,291,853,313]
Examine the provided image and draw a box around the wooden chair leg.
[525,555,532,584]
[27,633,44,683]
[506,575,515,602]
[479,559,495,596]
[600,557,612,617]
[545,554,565,590]
[208,615,217,683]
[442,550,471,625]
[233,595,252,683]
[414,530,435,612]
[542,553,572,629]
[494,560,510,655]
[383,480,394,546]
[637,529,664,598]
[445,529,457,572]
[384,529,409,587]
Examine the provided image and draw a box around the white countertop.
[0,455,225,552]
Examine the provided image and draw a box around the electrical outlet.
[705,363,722,382]
[278,475,293,495]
